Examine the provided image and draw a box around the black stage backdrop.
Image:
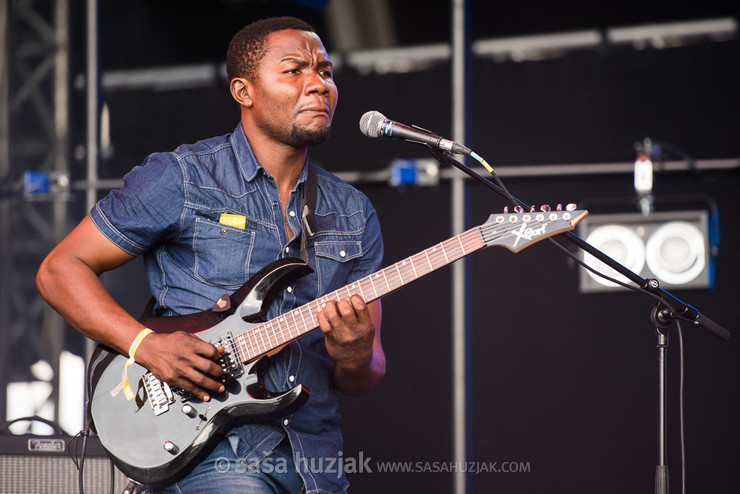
[96,38,740,493]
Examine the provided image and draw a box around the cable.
[109,457,115,494]
[677,319,686,494]
[469,151,518,207]
[79,429,89,494]
[471,147,695,494]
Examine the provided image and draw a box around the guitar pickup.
[210,332,244,382]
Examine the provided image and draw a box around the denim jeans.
[144,437,304,494]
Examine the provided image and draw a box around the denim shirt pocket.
[193,216,255,289]
[314,240,363,295]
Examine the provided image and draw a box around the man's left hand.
[317,296,385,395]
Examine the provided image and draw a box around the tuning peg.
[566,203,577,211]
[556,204,563,211]
[514,205,524,213]
[502,206,508,213]
[529,205,536,212]
[540,204,551,212]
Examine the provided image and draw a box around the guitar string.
[237,214,562,360]
[236,213,570,360]
[236,213,573,361]
[236,226,483,361]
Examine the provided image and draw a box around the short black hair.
[226,16,317,82]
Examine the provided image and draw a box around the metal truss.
[0,0,71,429]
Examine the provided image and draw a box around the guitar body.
[89,259,313,486]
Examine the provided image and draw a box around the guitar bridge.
[143,372,175,415]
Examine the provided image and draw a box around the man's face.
[248,29,338,147]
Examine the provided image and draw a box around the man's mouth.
[299,106,331,117]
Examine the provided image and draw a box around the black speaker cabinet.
[0,434,129,494]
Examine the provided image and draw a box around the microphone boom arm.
[426,146,730,341]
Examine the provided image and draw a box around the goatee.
[290,125,331,147]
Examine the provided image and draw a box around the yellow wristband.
[128,328,153,360]
[110,328,153,401]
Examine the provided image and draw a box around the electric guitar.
[88,205,587,486]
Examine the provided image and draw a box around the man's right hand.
[133,331,226,402]
[36,215,226,403]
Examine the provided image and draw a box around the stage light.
[578,210,716,293]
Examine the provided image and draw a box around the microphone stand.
[427,146,730,494]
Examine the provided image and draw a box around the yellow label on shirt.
[219,213,246,230]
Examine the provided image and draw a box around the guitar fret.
[297,306,309,334]
[264,324,273,349]
[265,322,276,349]
[395,263,404,287]
[265,322,278,351]
[242,334,252,359]
[247,336,258,360]
[242,336,252,361]
[441,242,450,263]
[254,325,267,353]
[368,275,379,298]
[356,282,366,300]
[234,335,246,361]
[289,311,299,339]
[307,302,319,326]
[254,326,265,354]
[357,280,366,299]
[423,249,433,272]
[434,245,446,269]
[381,269,391,293]
[243,336,255,360]
[249,328,258,355]
[409,256,418,278]
[271,320,281,347]
[456,235,466,256]
[362,278,374,299]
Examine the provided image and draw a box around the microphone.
[359,111,472,155]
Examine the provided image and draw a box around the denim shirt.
[90,123,383,493]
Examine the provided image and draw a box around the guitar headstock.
[481,204,587,253]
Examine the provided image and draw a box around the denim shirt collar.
[231,122,309,188]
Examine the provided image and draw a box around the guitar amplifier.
[0,434,130,494]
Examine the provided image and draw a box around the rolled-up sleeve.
[90,153,185,256]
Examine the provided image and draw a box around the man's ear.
[230,78,252,107]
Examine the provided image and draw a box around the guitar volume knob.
[163,441,180,455]
[182,404,198,418]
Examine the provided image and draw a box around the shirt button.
[288,210,296,217]
[286,286,293,293]
[288,375,295,382]
[339,250,346,258]
[221,228,228,235]
[283,419,289,426]
[284,247,290,253]
[272,201,278,207]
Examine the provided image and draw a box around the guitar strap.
[299,162,317,262]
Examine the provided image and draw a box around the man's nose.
[305,71,331,94]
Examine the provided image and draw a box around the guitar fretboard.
[232,224,487,362]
